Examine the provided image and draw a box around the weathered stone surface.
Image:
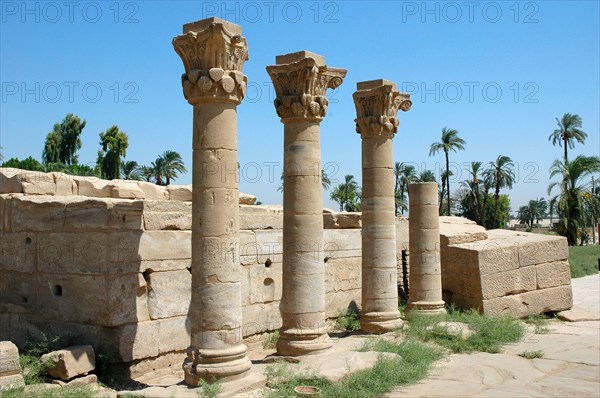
[110,180,145,199]
[239,192,256,205]
[0,168,23,194]
[65,198,143,230]
[40,345,95,381]
[0,341,22,378]
[0,271,36,313]
[239,204,283,230]
[0,233,36,272]
[323,212,362,229]
[143,200,192,231]
[166,185,192,202]
[247,263,282,305]
[439,216,488,245]
[52,173,77,196]
[138,231,191,261]
[482,285,573,317]
[136,182,168,201]
[325,257,361,293]
[243,301,282,336]
[0,373,25,390]
[52,374,97,388]
[479,266,537,300]
[117,321,159,362]
[21,170,56,195]
[557,306,600,322]
[74,177,112,198]
[157,316,190,354]
[11,195,70,231]
[426,321,474,339]
[536,261,571,289]
[146,270,191,319]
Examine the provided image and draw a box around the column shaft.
[407,182,446,315]
[173,17,251,383]
[266,51,346,355]
[353,79,411,333]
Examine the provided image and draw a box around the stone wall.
[440,217,573,317]
[0,168,411,369]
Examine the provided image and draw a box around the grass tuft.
[524,314,551,334]
[262,330,280,349]
[519,350,544,359]
[335,309,361,332]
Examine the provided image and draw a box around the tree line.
[1,113,187,185]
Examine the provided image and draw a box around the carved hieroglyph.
[353,80,411,333]
[267,51,346,355]
[407,182,447,315]
[173,17,251,384]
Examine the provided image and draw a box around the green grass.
[335,309,361,332]
[262,330,280,349]
[198,379,222,398]
[569,245,600,278]
[524,314,551,334]
[265,339,444,398]
[404,307,525,354]
[519,350,544,359]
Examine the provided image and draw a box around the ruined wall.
[440,217,573,316]
[0,168,409,368]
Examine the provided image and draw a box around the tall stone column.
[407,182,446,315]
[172,17,251,383]
[266,51,346,356]
[353,80,412,333]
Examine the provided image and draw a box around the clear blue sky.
[1,0,599,211]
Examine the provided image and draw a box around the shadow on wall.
[0,193,192,379]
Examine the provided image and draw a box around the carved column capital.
[353,79,412,139]
[172,17,249,105]
[266,51,347,122]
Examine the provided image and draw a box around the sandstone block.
[396,217,409,251]
[0,233,36,272]
[239,204,283,230]
[74,177,112,198]
[0,373,25,390]
[167,185,192,201]
[40,345,95,381]
[0,341,21,376]
[146,270,191,319]
[326,289,361,318]
[439,216,488,245]
[323,212,362,229]
[239,192,257,205]
[52,173,77,196]
[110,180,145,199]
[64,198,143,230]
[20,170,56,195]
[143,200,192,231]
[52,374,97,388]
[536,261,571,289]
[117,321,159,362]
[482,285,573,317]
[0,271,36,313]
[242,301,282,336]
[138,231,191,261]
[136,182,168,200]
[0,168,23,194]
[325,257,361,292]
[247,263,282,304]
[517,233,568,266]
[11,195,70,232]
[158,316,190,354]
[479,266,537,300]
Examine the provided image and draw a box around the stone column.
[266,51,346,356]
[172,17,251,384]
[353,80,412,333]
[407,182,446,315]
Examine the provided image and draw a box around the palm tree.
[548,155,600,245]
[484,155,515,229]
[417,170,436,182]
[517,198,548,227]
[330,175,359,211]
[138,166,154,182]
[160,150,187,185]
[466,161,484,225]
[394,162,418,215]
[151,156,166,185]
[429,127,466,215]
[548,113,587,162]
[122,160,141,180]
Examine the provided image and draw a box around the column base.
[276,328,333,356]
[405,301,447,316]
[182,345,252,386]
[360,310,404,334]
